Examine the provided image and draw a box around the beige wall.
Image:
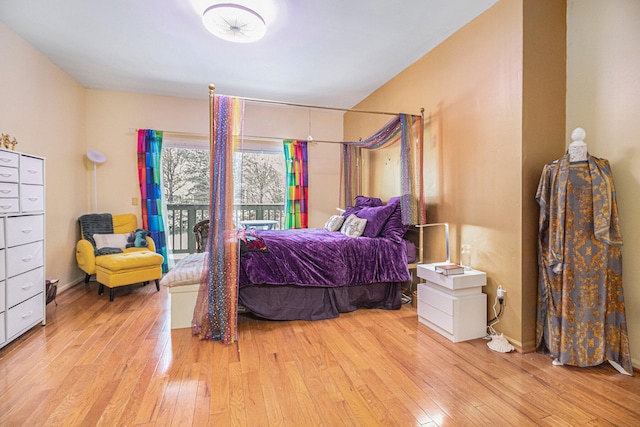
[85,89,209,218]
[566,0,640,368]
[346,0,566,351]
[0,24,87,292]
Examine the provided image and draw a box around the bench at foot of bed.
[167,283,251,329]
[168,284,200,329]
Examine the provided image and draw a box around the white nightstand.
[416,264,487,342]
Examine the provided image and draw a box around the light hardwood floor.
[1,281,639,426]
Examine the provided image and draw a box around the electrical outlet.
[497,285,505,298]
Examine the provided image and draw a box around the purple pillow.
[343,195,384,218]
[356,203,397,238]
[354,195,383,207]
[404,238,417,263]
[380,198,409,243]
[343,205,360,218]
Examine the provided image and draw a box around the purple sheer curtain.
[341,114,424,225]
[192,94,244,344]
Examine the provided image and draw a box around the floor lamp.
[86,150,107,212]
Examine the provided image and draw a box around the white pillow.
[93,233,130,249]
[340,214,367,238]
[324,215,345,232]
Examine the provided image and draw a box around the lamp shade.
[86,150,106,212]
[87,150,107,164]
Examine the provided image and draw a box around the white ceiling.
[0,0,498,108]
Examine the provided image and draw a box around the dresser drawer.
[0,280,5,312]
[417,264,487,292]
[20,156,44,185]
[0,150,19,169]
[7,267,43,308]
[0,313,5,345]
[0,182,18,198]
[6,241,43,278]
[20,184,44,212]
[418,298,453,333]
[0,165,19,183]
[0,198,19,214]
[418,283,454,316]
[0,250,4,281]
[6,294,43,340]
[6,215,44,247]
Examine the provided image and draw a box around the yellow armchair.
[76,213,157,283]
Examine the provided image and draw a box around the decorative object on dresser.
[0,147,46,349]
[416,263,487,343]
[435,263,465,276]
[0,133,19,150]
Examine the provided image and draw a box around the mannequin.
[568,127,588,162]
[536,131,633,375]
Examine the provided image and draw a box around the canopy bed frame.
[162,85,426,343]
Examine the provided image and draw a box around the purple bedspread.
[239,228,410,288]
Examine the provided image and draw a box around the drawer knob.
[28,170,38,174]
[0,189,9,194]
[21,255,33,262]
[22,283,33,290]
[0,157,11,163]
[28,197,38,201]
[21,310,33,319]
[0,173,11,177]
[0,204,12,209]
[21,228,33,234]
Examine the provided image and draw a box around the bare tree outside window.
[162,147,210,204]
[235,151,285,205]
[163,147,285,205]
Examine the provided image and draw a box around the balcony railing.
[167,203,285,254]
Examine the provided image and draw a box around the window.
[162,138,286,254]
[233,148,285,225]
[234,150,285,206]
[162,146,210,205]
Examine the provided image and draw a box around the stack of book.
[435,264,465,276]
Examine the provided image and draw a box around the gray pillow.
[324,215,345,232]
[340,214,367,238]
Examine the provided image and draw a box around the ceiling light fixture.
[202,3,267,43]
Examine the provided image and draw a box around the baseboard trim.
[57,276,88,294]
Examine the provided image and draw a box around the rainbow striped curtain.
[283,140,308,229]
[192,95,244,344]
[341,114,424,225]
[137,130,169,273]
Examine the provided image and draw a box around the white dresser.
[416,264,486,342]
[0,148,46,349]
